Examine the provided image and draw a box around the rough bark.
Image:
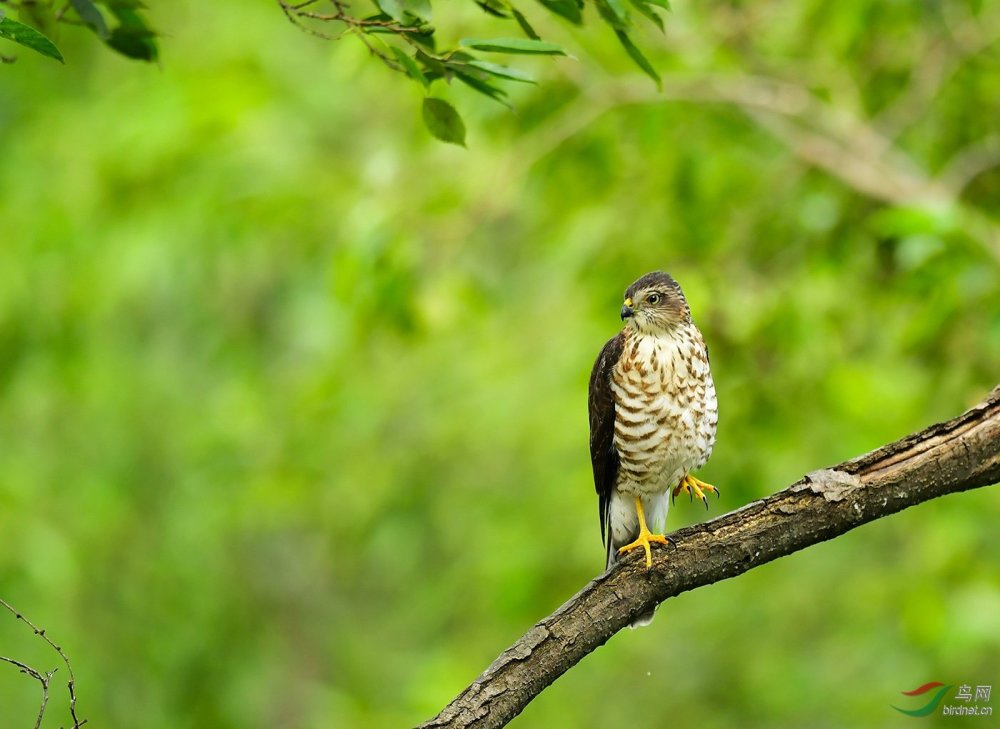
[419,384,1000,729]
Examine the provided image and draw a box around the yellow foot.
[618,529,673,568]
[672,474,720,509]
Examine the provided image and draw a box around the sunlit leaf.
[870,204,960,238]
[422,97,466,146]
[447,50,477,63]
[390,45,429,88]
[459,37,567,55]
[465,59,536,83]
[377,0,431,22]
[0,16,63,62]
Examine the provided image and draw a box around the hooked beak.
[620,298,634,321]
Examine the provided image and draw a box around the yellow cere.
[624,298,633,307]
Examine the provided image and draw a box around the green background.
[1,1,998,727]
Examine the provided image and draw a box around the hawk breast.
[610,325,717,496]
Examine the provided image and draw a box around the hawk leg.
[672,473,720,509]
[617,496,674,569]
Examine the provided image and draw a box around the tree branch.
[419,383,1000,729]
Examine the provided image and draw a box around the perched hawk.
[588,271,719,575]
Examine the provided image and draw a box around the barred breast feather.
[589,322,717,569]
[611,324,717,496]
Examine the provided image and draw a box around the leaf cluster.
[279,0,670,144]
[0,0,157,64]
[1,1,667,142]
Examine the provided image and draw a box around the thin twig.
[0,655,53,729]
[0,598,87,728]
[275,0,424,38]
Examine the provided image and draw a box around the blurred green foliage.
[1,1,998,728]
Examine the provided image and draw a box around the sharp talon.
[676,474,719,510]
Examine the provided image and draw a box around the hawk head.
[620,271,691,334]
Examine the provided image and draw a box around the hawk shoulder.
[588,331,624,550]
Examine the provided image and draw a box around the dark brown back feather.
[588,332,624,559]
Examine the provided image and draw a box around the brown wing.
[588,332,624,554]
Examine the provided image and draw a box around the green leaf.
[406,0,432,19]
[615,29,659,88]
[453,70,511,107]
[644,0,670,8]
[627,0,664,31]
[377,0,431,22]
[459,37,567,55]
[403,25,436,51]
[105,5,157,61]
[0,16,63,62]
[390,46,429,88]
[70,0,109,40]
[447,50,477,63]
[415,49,446,76]
[511,7,540,39]
[596,0,631,29]
[476,0,509,17]
[108,4,153,29]
[535,0,582,24]
[465,59,536,83]
[422,98,467,146]
[107,26,157,60]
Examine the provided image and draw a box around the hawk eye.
[647,293,661,305]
